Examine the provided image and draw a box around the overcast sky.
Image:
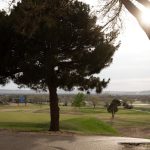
[1,0,150,91]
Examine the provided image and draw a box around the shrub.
[72,93,86,107]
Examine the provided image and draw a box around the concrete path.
[0,131,149,150]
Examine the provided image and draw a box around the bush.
[72,93,86,107]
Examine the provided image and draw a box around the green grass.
[134,107,150,112]
[0,111,117,135]
[60,117,117,135]
[0,104,149,137]
[0,111,50,131]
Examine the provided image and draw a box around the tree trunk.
[93,104,95,109]
[112,110,114,119]
[48,85,59,131]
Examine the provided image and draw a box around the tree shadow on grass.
[0,122,50,131]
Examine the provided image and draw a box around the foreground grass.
[0,104,117,135]
[0,104,149,137]
[60,117,117,135]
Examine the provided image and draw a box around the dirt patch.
[119,142,150,150]
[117,127,150,138]
[33,108,49,113]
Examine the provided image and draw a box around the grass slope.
[0,105,117,135]
[60,117,117,135]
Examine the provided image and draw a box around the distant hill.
[0,89,40,95]
[1,89,150,96]
[102,91,150,96]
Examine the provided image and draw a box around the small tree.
[107,99,121,119]
[90,96,99,109]
[72,93,86,107]
[123,101,133,109]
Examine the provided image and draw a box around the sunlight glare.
[141,8,150,25]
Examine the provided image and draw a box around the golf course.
[0,103,149,139]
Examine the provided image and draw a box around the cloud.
[105,78,150,91]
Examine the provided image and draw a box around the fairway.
[0,104,149,138]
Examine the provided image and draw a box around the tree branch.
[135,0,150,8]
[121,0,150,39]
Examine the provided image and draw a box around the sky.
[1,0,150,91]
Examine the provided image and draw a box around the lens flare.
[141,8,150,25]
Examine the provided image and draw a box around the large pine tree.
[0,0,119,131]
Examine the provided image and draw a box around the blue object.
[19,96,25,103]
